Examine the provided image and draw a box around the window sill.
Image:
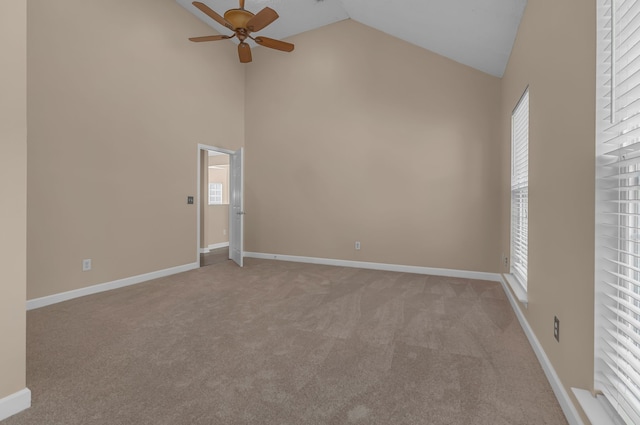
[572,388,622,425]
[504,273,528,307]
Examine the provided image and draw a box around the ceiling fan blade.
[254,36,294,52]
[246,7,279,32]
[238,42,252,63]
[192,1,234,31]
[189,35,233,42]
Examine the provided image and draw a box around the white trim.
[197,143,235,155]
[200,242,229,254]
[572,388,621,425]
[504,273,528,306]
[0,388,31,421]
[208,242,229,250]
[26,262,199,310]
[498,275,585,425]
[243,252,502,282]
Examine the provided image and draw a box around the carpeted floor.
[200,247,230,267]
[5,259,568,425]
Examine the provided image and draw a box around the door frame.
[196,143,236,266]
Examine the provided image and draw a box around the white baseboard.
[27,262,199,310]
[243,252,502,282]
[200,242,229,254]
[0,388,31,421]
[498,275,585,425]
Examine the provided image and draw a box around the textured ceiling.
[176,0,527,77]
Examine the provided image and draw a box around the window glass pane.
[208,182,223,205]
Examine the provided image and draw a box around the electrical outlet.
[503,254,509,269]
[82,259,92,272]
[187,196,194,204]
[554,316,560,342]
[355,241,361,250]
[223,229,227,236]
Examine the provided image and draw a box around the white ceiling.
[176,0,527,77]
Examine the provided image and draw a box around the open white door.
[229,148,244,266]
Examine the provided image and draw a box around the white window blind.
[511,89,529,290]
[595,0,640,423]
[208,182,223,205]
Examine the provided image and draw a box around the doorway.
[197,144,244,268]
[201,150,230,267]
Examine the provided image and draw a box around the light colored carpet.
[5,259,568,424]
[200,247,230,267]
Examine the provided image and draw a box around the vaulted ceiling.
[176,0,527,77]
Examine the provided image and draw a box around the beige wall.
[0,0,27,400]
[245,20,502,272]
[27,0,244,299]
[500,0,596,422]
[205,207,230,247]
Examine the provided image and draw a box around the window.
[208,182,223,205]
[511,88,529,293]
[595,0,640,423]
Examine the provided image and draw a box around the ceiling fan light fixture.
[224,9,254,29]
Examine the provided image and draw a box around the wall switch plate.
[554,316,560,342]
[82,259,92,272]
[355,241,361,250]
[187,196,194,204]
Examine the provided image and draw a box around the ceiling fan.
[189,0,294,63]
